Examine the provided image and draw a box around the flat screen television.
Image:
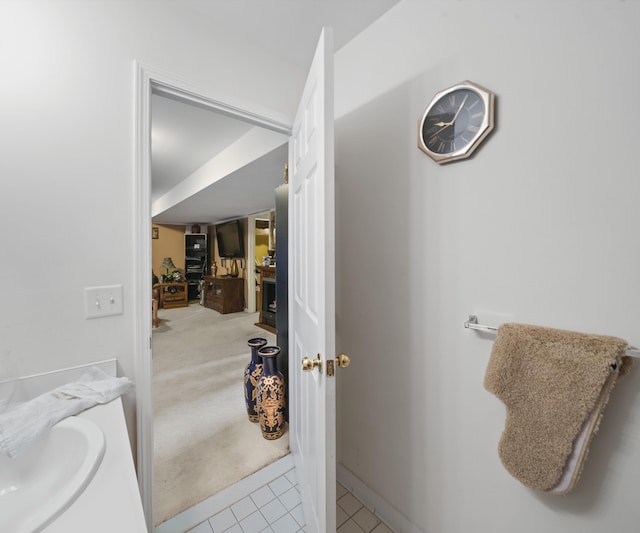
[215,219,244,258]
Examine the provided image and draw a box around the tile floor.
[178,463,394,533]
[335,484,394,533]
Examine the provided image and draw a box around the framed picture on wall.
[152,227,159,239]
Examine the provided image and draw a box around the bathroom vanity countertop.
[43,397,147,532]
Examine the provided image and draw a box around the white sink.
[0,416,106,533]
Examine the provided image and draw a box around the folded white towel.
[0,366,133,458]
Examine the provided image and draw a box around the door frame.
[246,211,273,313]
[134,62,291,530]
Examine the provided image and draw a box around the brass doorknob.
[302,355,322,373]
[302,353,350,376]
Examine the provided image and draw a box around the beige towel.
[484,323,630,494]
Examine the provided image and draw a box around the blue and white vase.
[256,346,286,439]
[244,337,267,422]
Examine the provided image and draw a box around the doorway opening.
[134,62,292,529]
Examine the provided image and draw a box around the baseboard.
[337,462,423,533]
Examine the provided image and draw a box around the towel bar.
[464,315,640,359]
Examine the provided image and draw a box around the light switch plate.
[85,285,124,319]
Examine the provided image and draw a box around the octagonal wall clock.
[418,80,495,164]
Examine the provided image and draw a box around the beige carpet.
[152,303,289,526]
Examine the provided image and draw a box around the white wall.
[0,1,304,437]
[334,1,640,532]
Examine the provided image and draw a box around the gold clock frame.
[418,80,495,164]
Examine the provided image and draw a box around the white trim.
[134,60,155,531]
[246,213,258,313]
[153,83,291,136]
[337,462,422,533]
[134,61,292,532]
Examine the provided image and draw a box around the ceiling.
[150,0,401,226]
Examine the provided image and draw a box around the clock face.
[418,81,494,164]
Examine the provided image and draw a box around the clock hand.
[450,94,469,124]
[431,95,469,132]
[431,120,456,137]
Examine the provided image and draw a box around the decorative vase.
[230,259,239,278]
[244,337,267,422]
[256,346,286,440]
[211,261,218,277]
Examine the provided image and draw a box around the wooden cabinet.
[158,282,188,309]
[203,276,244,314]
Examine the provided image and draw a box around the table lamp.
[161,257,176,281]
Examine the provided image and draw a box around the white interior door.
[288,28,336,533]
